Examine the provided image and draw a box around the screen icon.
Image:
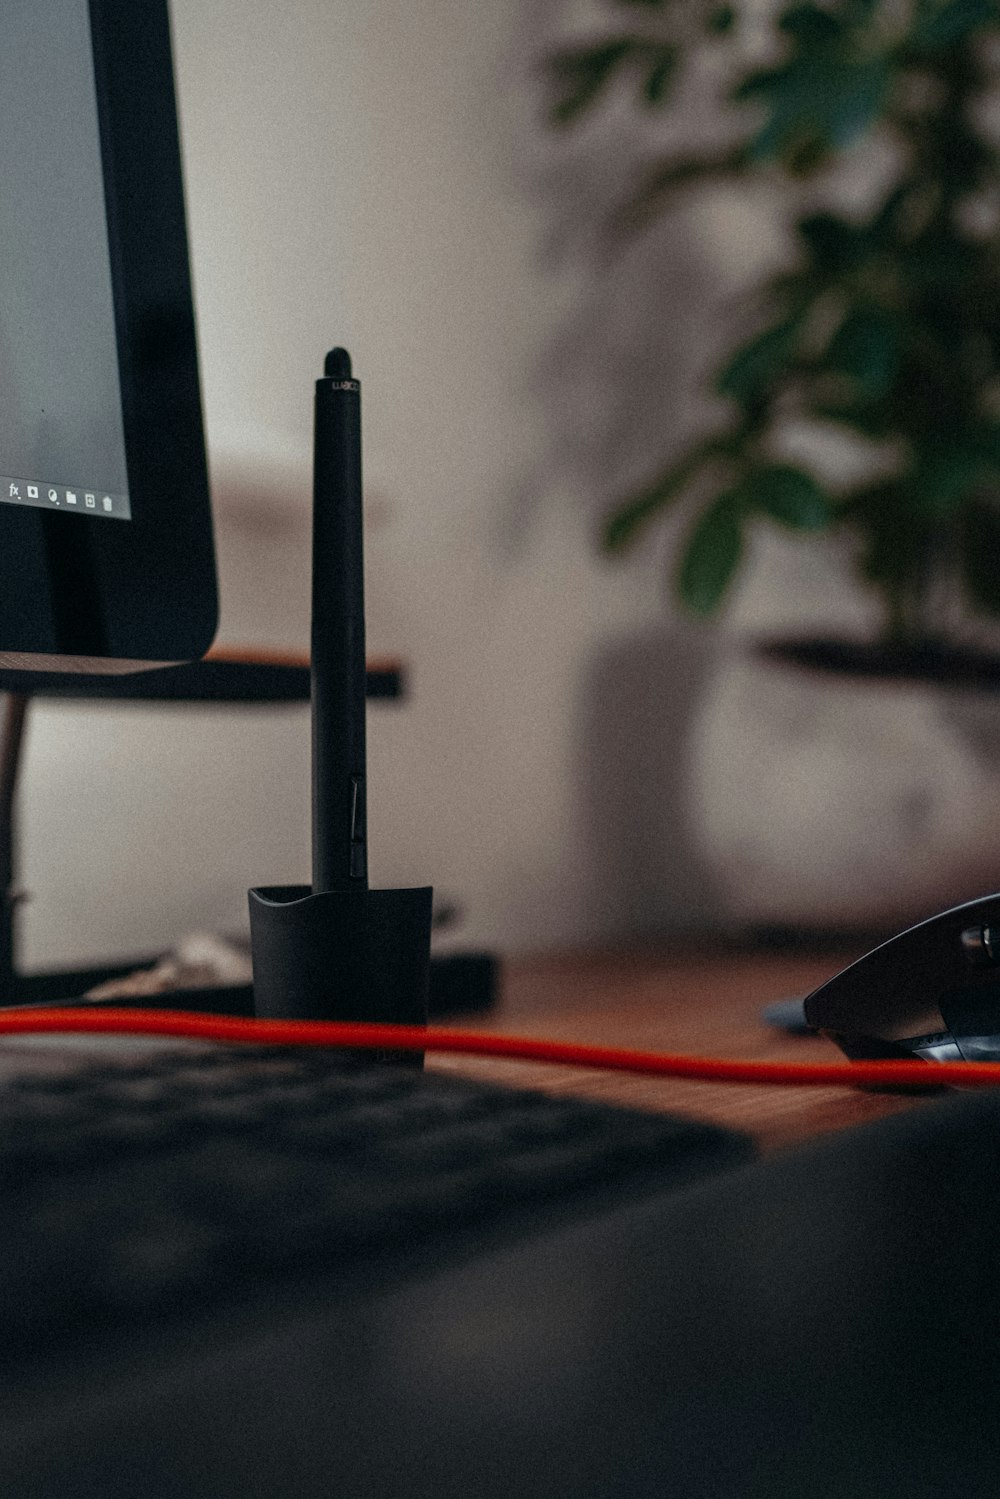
[85,492,96,508]
[65,490,76,504]
[26,485,38,499]
[48,488,59,502]
[102,496,113,512]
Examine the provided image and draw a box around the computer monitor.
[0,0,217,672]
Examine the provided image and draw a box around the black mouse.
[804,893,1000,1063]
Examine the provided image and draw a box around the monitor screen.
[0,0,217,672]
[0,1,130,523]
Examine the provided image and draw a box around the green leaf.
[640,45,678,106]
[676,492,745,615]
[826,306,899,398]
[778,4,843,43]
[910,448,983,518]
[603,445,716,552]
[797,214,870,273]
[913,0,1000,48]
[959,500,1000,615]
[971,426,1000,470]
[735,28,891,167]
[743,465,831,529]
[868,180,919,242]
[843,0,881,20]
[546,40,634,127]
[816,60,893,153]
[732,66,785,104]
[716,316,802,403]
[707,5,736,32]
[811,399,895,439]
[843,482,934,595]
[904,232,981,290]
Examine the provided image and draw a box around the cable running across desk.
[0,1007,996,1088]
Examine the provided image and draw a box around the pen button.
[350,776,365,842]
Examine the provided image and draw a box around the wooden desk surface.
[428,947,927,1154]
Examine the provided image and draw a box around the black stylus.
[311,347,367,894]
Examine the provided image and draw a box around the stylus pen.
[311,347,368,894]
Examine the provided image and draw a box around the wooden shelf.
[0,645,404,702]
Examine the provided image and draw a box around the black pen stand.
[248,883,432,1060]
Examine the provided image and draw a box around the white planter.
[688,644,1000,930]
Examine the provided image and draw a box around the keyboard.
[0,1042,752,1355]
[4,1047,996,1499]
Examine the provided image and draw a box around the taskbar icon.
[1,476,128,519]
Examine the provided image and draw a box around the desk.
[2,947,989,1498]
[430,947,926,1153]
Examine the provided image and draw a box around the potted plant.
[544,0,1000,688]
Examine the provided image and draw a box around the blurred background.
[17,0,1000,973]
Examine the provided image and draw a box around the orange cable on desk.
[0,1007,995,1088]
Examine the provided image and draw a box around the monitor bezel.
[0,0,217,671]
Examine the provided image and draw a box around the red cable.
[0,1006,995,1088]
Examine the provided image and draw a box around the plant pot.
[759,636,1000,690]
[686,634,1000,934]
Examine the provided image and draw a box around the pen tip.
[325,347,352,379]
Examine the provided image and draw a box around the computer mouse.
[804,893,1000,1063]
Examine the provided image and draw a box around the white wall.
[18,0,713,972]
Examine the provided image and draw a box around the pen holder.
[248,884,433,1065]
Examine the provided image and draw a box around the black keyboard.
[0,1043,752,1353]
